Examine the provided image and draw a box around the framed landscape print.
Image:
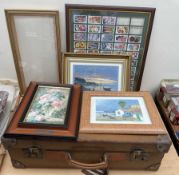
[80,91,166,134]
[5,10,61,95]
[66,4,155,90]
[5,81,82,139]
[62,53,131,91]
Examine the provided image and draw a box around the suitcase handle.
[66,153,108,170]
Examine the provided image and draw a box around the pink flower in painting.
[28,111,37,117]
[40,94,50,100]
[39,94,50,104]
[34,115,45,122]
[51,100,63,108]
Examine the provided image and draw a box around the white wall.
[0,0,179,94]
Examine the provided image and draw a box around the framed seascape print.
[80,91,166,134]
[5,82,82,139]
[65,4,155,90]
[5,10,61,95]
[62,53,131,91]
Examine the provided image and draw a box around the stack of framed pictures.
[5,5,155,93]
[66,4,155,90]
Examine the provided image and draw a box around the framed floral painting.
[5,81,82,139]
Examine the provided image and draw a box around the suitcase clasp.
[130,149,149,161]
[23,146,42,159]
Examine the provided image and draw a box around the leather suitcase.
[2,134,171,171]
[2,90,172,172]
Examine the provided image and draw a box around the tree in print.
[118,101,126,109]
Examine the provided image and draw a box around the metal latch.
[130,149,149,161]
[23,146,43,159]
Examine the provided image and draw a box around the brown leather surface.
[3,135,170,170]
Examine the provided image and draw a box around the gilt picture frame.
[65,4,155,90]
[62,53,131,91]
[5,10,61,95]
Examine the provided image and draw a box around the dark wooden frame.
[65,4,155,90]
[5,81,82,139]
[18,83,72,129]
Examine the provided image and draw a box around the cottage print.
[90,97,151,124]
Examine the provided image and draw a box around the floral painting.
[23,86,71,125]
[90,96,151,124]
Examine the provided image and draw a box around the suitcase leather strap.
[66,152,108,170]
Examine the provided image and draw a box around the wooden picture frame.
[80,91,166,135]
[62,53,131,91]
[5,10,62,95]
[5,82,82,139]
[65,4,155,90]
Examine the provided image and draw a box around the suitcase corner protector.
[1,137,17,149]
[11,160,26,168]
[146,163,161,171]
[156,135,171,153]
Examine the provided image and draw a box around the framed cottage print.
[65,4,155,90]
[5,10,61,95]
[80,91,166,134]
[62,53,131,91]
[5,82,82,139]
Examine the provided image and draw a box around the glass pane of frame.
[65,5,155,91]
[5,10,61,95]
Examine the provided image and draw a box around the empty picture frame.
[65,4,155,90]
[5,10,61,95]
